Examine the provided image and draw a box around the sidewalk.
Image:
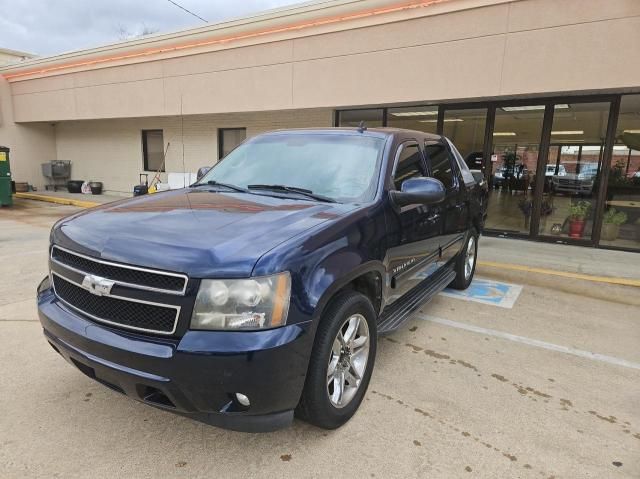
[479,236,639,282]
[478,236,640,306]
[15,190,127,207]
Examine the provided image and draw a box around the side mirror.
[390,177,446,207]
[196,166,211,181]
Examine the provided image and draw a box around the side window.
[425,141,454,188]
[393,143,424,190]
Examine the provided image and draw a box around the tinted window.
[219,128,247,158]
[142,130,164,171]
[393,143,424,190]
[425,141,454,188]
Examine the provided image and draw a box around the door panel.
[426,140,467,264]
[384,142,442,305]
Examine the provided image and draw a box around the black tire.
[296,291,377,429]
[450,228,478,290]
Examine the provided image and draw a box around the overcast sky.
[0,0,307,57]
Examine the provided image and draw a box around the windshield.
[198,133,385,203]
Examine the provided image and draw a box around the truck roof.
[261,127,444,141]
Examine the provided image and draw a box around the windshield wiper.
[191,180,250,193]
[247,184,337,203]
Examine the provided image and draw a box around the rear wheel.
[296,292,377,429]
[450,229,478,290]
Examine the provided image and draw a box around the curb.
[477,262,640,307]
[15,192,100,208]
[477,260,640,288]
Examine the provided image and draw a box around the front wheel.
[296,292,377,429]
[450,229,478,290]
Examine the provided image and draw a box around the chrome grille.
[52,274,180,335]
[49,245,187,335]
[558,179,580,186]
[51,245,187,295]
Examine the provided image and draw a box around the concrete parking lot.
[1,199,638,478]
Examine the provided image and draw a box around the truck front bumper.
[37,283,314,432]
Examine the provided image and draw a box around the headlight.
[190,272,291,330]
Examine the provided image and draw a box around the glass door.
[484,105,546,235]
[599,95,640,250]
[442,107,488,169]
[539,101,611,242]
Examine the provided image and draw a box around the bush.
[603,208,627,225]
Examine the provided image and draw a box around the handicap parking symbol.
[440,277,523,309]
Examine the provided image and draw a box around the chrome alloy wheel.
[327,313,370,408]
[464,236,476,280]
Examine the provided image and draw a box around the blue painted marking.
[440,277,523,309]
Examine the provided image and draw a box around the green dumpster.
[0,146,12,207]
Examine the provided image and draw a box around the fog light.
[235,393,250,407]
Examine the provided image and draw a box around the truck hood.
[52,189,353,277]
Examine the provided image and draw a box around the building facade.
[0,48,35,67]
[1,0,639,251]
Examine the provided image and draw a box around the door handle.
[426,213,440,222]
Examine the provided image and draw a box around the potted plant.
[518,199,553,230]
[601,208,627,241]
[568,201,591,238]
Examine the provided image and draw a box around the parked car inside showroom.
[551,162,599,195]
[37,127,486,432]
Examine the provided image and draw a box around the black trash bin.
[67,180,84,193]
[89,181,103,195]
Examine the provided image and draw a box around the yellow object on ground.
[14,192,99,208]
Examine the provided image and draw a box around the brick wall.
[54,108,333,194]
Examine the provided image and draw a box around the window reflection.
[541,102,610,240]
[387,106,438,134]
[484,106,545,234]
[443,108,487,169]
[600,95,640,250]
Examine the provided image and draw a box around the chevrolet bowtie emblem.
[81,274,115,296]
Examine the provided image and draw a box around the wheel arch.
[311,262,385,327]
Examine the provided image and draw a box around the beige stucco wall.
[0,75,57,186]
[1,0,639,190]
[4,0,640,123]
[54,108,333,194]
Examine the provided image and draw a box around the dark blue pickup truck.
[37,128,486,432]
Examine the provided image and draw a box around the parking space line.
[416,314,640,371]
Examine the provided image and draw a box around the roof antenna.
[357,121,367,133]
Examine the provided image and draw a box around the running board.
[377,266,456,335]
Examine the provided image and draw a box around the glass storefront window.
[387,106,438,134]
[541,102,610,241]
[442,108,487,169]
[600,95,640,250]
[484,105,545,234]
[338,109,383,127]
